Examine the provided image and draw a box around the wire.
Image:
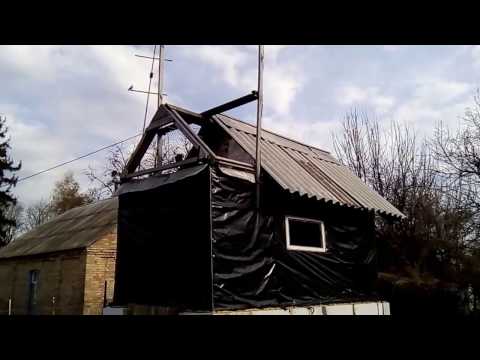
[9,133,142,186]
[8,47,160,187]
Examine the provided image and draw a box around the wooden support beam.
[216,156,254,171]
[123,130,156,176]
[165,105,216,158]
[201,91,258,118]
[146,119,175,132]
[121,157,201,181]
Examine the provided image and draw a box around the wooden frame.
[121,157,202,181]
[121,101,258,182]
[201,91,258,118]
[121,104,214,180]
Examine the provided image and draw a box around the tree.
[3,203,24,243]
[50,172,93,215]
[84,145,128,200]
[332,109,473,284]
[0,116,21,247]
[432,90,480,242]
[85,131,193,200]
[22,199,54,233]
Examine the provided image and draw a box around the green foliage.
[0,116,21,247]
[50,172,93,215]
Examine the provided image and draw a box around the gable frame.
[121,104,215,180]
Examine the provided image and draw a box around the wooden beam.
[146,119,175,132]
[122,130,156,176]
[121,157,201,181]
[216,156,254,171]
[165,105,216,158]
[201,91,258,118]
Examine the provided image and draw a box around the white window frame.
[285,216,326,253]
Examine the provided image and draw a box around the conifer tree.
[0,116,21,247]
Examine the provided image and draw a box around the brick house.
[0,197,117,315]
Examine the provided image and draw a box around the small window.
[285,216,326,253]
[27,270,40,314]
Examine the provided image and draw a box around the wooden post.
[103,280,108,308]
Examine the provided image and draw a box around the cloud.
[181,45,251,88]
[382,45,405,52]
[336,85,396,114]
[0,46,155,206]
[179,45,305,117]
[471,45,480,69]
[2,45,478,208]
[392,79,473,136]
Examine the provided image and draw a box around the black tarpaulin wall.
[113,165,212,311]
[211,166,378,310]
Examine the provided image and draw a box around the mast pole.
[255,45,264,211]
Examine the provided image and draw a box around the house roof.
[213,113,405,219]
[0,197,118,259]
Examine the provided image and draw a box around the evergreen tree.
[0,116,21,247]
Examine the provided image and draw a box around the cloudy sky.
[2,45,480,207]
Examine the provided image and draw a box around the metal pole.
[255,45,264,210]
[158,45,165,106]
[142,45,157,133]
[8,297,12,315]
[156,45,166,166]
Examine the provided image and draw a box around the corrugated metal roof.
[214,114,405,219]
[0,197,118,259]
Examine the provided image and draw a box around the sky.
[2,45,480,207]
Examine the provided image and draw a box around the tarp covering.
[113,165,212,311]
[211,166,378,310]
[114,163,381,312]
[117,164,208,195]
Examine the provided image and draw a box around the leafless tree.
[21,199,54,233]
[432,90,480,240]
[85,130,194,198]
[332,109,473,282]
[84,144,130,200]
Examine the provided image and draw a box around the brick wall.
[83,232,117,315]
[0,231,117,315]
[0,249,86,315]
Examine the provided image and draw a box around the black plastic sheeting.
[211,166,379,310]
[113,163,380,312]
[113,164,212,311]
[117,164,208,196]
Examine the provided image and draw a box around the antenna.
[158,45,165,107]
[156,45,166,165]
[255,45,264,211]
[129,45,172,132]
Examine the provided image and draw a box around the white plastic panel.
[353,302,380,315]
[324,304,354,315]
[213,301,390,316]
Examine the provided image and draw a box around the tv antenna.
[129,45,172,167]
[129,45,173,132]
